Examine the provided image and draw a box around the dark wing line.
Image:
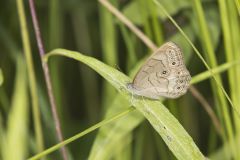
[151,58,165,68]
[148,76,160,94]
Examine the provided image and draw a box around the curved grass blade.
[43,49,205,160]
[89,24,196,160]
[32,50,237,160]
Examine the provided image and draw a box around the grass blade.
[28,107,135,160]
[16,0,45,153]
[191,61,240,85]
[89,24,197,160]
[43,49,205,160]
[2,57,29,160]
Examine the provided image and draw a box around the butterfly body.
[128,42,191,99]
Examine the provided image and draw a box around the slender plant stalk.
[227,0,240,134]
[189,87,222,135]
[98,0,219,134]
[191,60,240,85]
[191,0,234,154]
[28,0,68,159]
[220,0,240,158]
[16,0,44,153]
[28,107,135,160]
[218,0,235,118]
[98,0,157,51]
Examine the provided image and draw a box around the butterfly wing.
[129,42,191,99]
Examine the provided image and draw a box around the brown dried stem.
[28,0,68,159]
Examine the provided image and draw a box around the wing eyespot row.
[165,45,183,68]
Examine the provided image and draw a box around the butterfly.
[127,42,191,99]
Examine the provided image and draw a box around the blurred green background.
[0,0,240,159]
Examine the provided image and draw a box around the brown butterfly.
[127,42,191,99]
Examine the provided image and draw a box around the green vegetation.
[0,0,240,160]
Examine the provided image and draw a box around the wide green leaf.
[44,49,205,160]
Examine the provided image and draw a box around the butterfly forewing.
[128,41,191,99]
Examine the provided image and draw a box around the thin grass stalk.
[16,0,44,153]
[218,0,240,158]
[226,1,240,158]
[98,0,157,50]
[217,0,235,106]
[28,107,135,160]
[192,0,233,149]
[191,60,240,84]
[227,0,240,135]
[28,0,68,159]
